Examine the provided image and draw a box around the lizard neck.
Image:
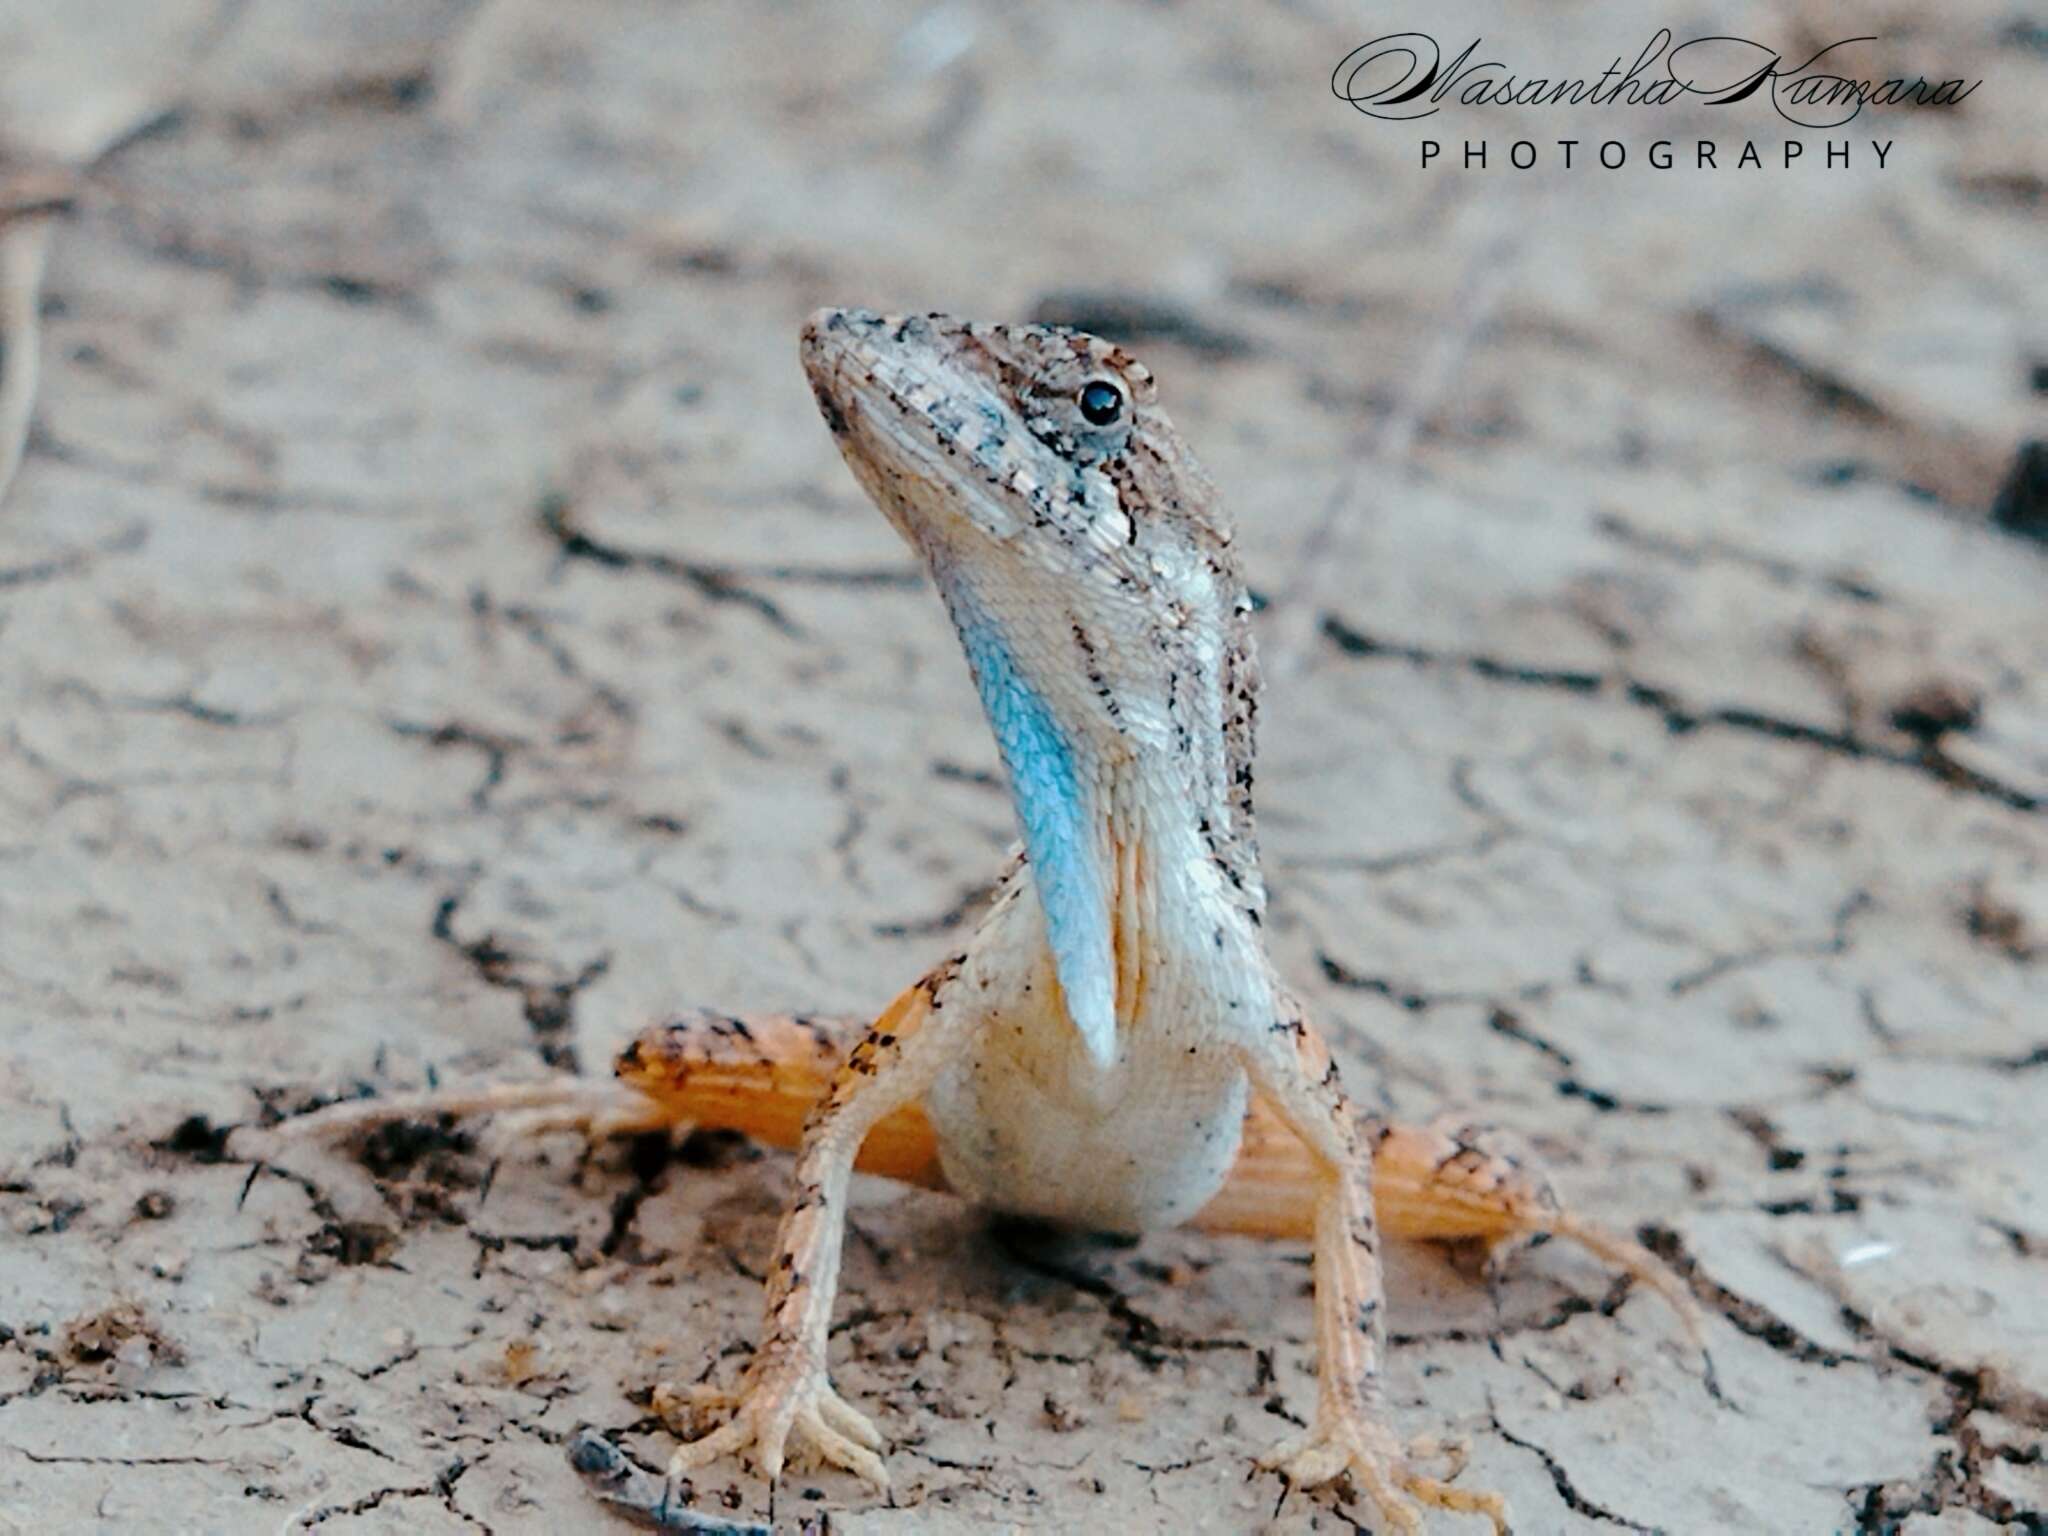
[1097,753,1266,1024]
[943,565,1265,1064]
[1098,709,1263,934]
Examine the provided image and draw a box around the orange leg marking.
[616,1009,947,1190]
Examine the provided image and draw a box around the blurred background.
[0,2,2042,1531]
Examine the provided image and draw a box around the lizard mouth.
[800,308,955,450]
[799,308,1033,548]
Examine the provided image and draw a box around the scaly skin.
[721,307,1523,1530]
[248,309,1707,1532]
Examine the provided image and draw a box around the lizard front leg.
[1244,999,1510,1535]
[662,955,970,1491]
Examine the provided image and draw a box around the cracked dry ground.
[1,2,2044,1533]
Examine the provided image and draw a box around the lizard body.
[805,310,1267,1233]
[254,309,1701,1532]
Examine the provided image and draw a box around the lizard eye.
[1077,380,1124,427]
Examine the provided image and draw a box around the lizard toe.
[1261,1411,1507,1534]
[793,1402,890,1487]
[656,1369,889,1490]
[814,1382,885,1451]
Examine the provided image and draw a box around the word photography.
[1421,137,1898,171]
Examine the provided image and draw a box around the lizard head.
[800,308,1259,1070]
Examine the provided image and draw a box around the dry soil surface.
[1,3,2043,1533]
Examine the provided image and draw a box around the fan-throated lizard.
[250,309,1703,1533]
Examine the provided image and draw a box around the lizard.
[247,308,1704,1533]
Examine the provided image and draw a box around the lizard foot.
[1260,1412,1508,1534]
[655,1365,888,1490]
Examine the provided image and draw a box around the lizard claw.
[656,1367,889,1489]
[1259,1410,1508,1534]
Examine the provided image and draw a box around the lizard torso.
[923,821,1264,1231]
[802,309,1278,1232]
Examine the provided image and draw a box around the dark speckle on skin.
[811,383,850,436]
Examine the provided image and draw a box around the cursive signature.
[1332,30,1981,129]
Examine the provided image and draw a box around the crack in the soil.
[295,1453,486,1530]
[1684,307,2012,512]
[1666,890,1873,998]
[540,494,802,637]
[1640,1225,1858,1369]
[598,1132,678,1263]
[1491,1413,1658,1532]
[430,890,611,1070]
[1592,509,1886,604]
[0,522,149,591]
[9,1447,237,1467]
[1312,971,1670,1116]
[1848,1434,2047,1534]
[1390,1272,1637,1350]
[872,878,998,938]
[1320,618,2042,814]
[122,692,291,729]
[1486,1006,1576,1069]
[497,600,636,722]
[990,1223,1254,1370]
[1276,826,1512,876]
[1725,1108,1808,1173]
[389,719,520,810]
[537,493,935,645]
[1315,952,1625,1017]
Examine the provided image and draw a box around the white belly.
[924,1009,1249,1233]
